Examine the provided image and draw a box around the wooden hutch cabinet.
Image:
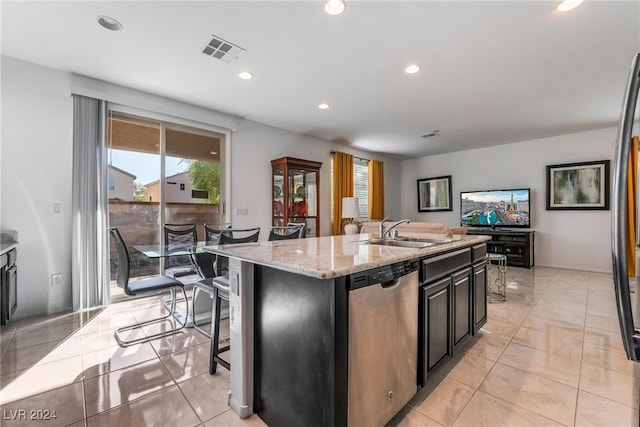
[271,157,322,237]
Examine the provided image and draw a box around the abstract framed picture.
[546,160,610,210]
[417,175,452,212]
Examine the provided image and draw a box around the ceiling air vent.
[421,130,440,139]
[202,34,246,63]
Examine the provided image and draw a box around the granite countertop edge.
[204,233,492,279]
[0,242,18,256]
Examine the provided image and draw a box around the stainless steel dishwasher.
[348,258,419,427]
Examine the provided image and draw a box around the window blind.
[354,158,369,220]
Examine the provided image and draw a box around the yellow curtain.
[368,159,385,220]
[627,136,639,277]
[332,151,354,235]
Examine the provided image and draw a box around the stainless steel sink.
[364,236,454,248]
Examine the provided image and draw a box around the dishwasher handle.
[380,278,401,290]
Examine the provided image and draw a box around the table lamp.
[342,197,360,235]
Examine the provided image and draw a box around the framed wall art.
[417,175,452,212]
[546,160,610,210]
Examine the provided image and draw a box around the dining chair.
[216,228,261,275]
[163,223,200,283]
[286,222,306,238]
[188,223,231,282]
[109,227,188,346]
[269,225,303,241]
[204,223,232,245]
[192,227,260,374]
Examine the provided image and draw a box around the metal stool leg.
[487,254,507,303]
[209,286,230,374]
[210,286,221,374]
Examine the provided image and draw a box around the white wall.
[1,56,74,316]
[230,119,402,237]
[401,129,617,273]
[1,56,401,319]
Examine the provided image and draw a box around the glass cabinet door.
[271,157,322,237]
[273,167,285,227]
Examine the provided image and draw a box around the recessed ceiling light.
[318,103,330,110]
[238,71,254,80]
[557,0,583,12]
[405,64,421,74]
[97,15,122,31]
[325,0,346,15]
[210,151,218,155]
[421,130,440,139]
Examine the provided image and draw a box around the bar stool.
[193,227,260,374]
[486,253,507,303]
[196,274,230,374]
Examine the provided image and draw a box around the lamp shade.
[341,197,360,219]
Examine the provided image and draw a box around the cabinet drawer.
[7,249,16,266]
[497,235,527,242]
[504,246,524,256]
[421,248,471,283]
[471,244,487,263]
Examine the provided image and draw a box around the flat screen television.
[460,188,531,228]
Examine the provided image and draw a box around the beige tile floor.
[0,266,638,426]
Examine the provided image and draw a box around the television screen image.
[460,188,530,228]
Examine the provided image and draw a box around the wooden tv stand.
[466,229,534,268]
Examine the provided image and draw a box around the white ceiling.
[2,1,639,159]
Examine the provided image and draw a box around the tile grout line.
[571,274,592,426]
[577,274,640,415]
[448,267,541,426]
[454,268,590,426]
[80,379,88,427]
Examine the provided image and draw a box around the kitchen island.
[204,232,490,427]
[0,240,18,325]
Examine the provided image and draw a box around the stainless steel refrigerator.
[612,52,640,362]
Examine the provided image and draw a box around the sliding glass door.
[106,111,226,300]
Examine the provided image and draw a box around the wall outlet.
[51,273,62,286]
[235,208,248,216]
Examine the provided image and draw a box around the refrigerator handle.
[612,52,640,362]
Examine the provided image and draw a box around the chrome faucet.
[379,215,410,238]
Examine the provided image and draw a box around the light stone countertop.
[0,242,18,257]
[204,233,491,280]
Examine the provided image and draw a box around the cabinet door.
[272,168,285,226]
[7,265,16,319]
[420,276,451,385]
[472,261,487,333]
[452,268,472,350]
[271,157,322,237]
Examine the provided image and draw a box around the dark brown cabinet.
[1,248,17,325]
[420,276,452,385]
[472,260,488,332]
[419,245,487,385]
[452,268,472,351]
[467,229,534,268]
[271,157,322,237]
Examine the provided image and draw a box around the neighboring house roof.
[108,164,137,180]
[145,171,190,187]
